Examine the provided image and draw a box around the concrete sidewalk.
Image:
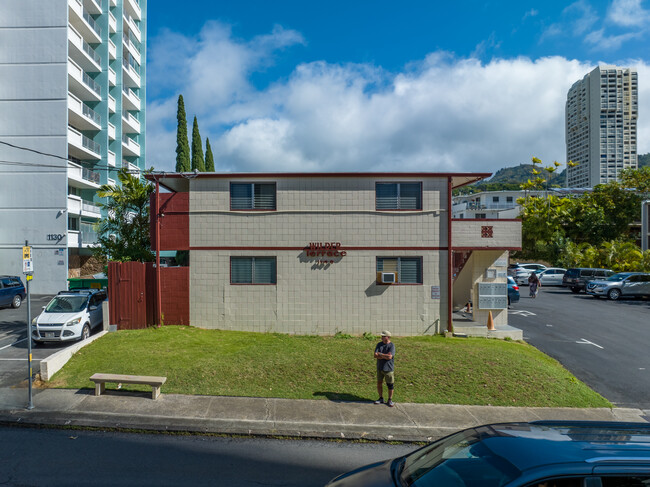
[1,386,648,442]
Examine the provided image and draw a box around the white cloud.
[607,0,650,27]
[584,28,642,50]
[146,22,650,177]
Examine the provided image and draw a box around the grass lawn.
[47,326,611,408]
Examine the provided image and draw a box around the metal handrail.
[82,72,101,95]
[82,104,101,124]
[81,135,100,155]
[83,10,102,37]
[82,166,100,184]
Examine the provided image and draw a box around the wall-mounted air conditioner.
[377,271,397,284]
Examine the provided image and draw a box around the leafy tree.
[205,137,215,172]
[92,168,154,263]
[620,166,650,196]
[191,116,205,172]
[175,95,190,172]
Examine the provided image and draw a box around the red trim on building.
[447,177,453,334]
[452,218,522,222]
[147,172,492,179]
[191,246,447,251]
[452,247,522,251]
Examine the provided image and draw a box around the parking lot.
[508,284,650,408]
[0,294,61,388]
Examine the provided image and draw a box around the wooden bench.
[90,373,167,400]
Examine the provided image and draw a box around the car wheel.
[81,324,90,340]
[608,289,621,301]
[11,295,22,308]
[570,287,580,294]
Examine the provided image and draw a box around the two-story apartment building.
[147,172,522,335]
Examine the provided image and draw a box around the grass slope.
[48,327,610,408]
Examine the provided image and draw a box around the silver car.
[585,272,650,300]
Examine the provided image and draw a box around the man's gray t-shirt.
[375,341,396,372]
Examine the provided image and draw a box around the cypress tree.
[205,138,215,172]
[191,116,205,172]
[175,95,190,172]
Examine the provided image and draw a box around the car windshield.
[45,295,88,313]
[400,429,520,486]
[606,273,631,281]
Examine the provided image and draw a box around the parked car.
[0,275,26,309]
[510,263,547,285]
[326,421,650,487]
[32,289,107,344]
[507,277,519,305]
[535,267,567,286]
[585,272,650,300]
[562,267,614,293]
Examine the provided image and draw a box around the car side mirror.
[42,306,46,310]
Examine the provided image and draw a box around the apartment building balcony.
[122,58,141,88]
[108,177,116,186]
[122,34,141,65]
[68,25,102,73]
[83,0,102,15]
[123,14,142,43]
[68,230,81,248]
[68,126,101,161]
[68,0,102,44]
[68,160,101,189]
[122,86,141,111]
[108,11,117,33]
[108,39,116,61]
[122,110,141,134]
[108,150,116,167]
[108,95,116,113]
[108,67,116,86]
[124,161,141,177]
[68,58,101,102]
[80,222,99,247]
[122,135,140,157]
[110,0,117,6]
[108,123,116,141]
[68,93,101,131]
[67,194,82,215]
[125,0,142,21]
[81,200,101,218]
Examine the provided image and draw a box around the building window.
[376,182,422,210]
[68,216,79,231]
[506,196,513,203]
[231,257,276,284]
[230,183,276,210]
[376,257,422,284]
[492,196,499,203]
[476,213,487,219]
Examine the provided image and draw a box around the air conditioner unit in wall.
[377,272,397,284]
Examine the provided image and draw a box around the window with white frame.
[376,182,422,210]
[230,182,276,210]
[231,257,277,284]
[376,257,423,284]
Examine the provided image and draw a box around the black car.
[562,267,614,293]
[326,421,650,486]
[0,275,26,309]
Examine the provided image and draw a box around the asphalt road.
[0,294,58,387]
[0,426,415,486]
[508,285,650,409]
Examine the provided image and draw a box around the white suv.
[509,263,547,285]
[32,289,107,344]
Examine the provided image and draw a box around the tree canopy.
[205,137,215,172]
[92,168,154,263]
[175,95,190,172]
[191,116,205,172]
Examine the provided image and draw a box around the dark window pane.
[231,258,253,283]
[231,183,253,209]
[254,183,276,209]
[400,183,422,209]
[253,258,276,284]
[400,258,422,284]
[376,183,399,209]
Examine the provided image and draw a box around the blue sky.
[145,0,650,174]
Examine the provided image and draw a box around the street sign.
[22,246,31,260]
[23,259,33,273]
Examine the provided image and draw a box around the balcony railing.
[82,72,100,96]
[82,166,100,184]
[83,10,102,37]
[82,104,101,125]
[81,134,100,155]
[80,222,98,244]
[123,54,140,74]
[82,38,101,65]
[82,200,101,215]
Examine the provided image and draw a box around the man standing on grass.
[374,330,396,407]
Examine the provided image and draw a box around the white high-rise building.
[565,66,638,188]
[0,0,146,293]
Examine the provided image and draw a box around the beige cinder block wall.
[189,176,450,335]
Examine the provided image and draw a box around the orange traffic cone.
[487,311,495,331]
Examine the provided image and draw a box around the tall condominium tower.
[0,0,146,293]
[565,66,638,188]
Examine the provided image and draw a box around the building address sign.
[47,234,65,241]
[306,242,347,257]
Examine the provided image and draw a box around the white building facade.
[566,66,638,188]
[0,0,146,293]
[148,173,522,335]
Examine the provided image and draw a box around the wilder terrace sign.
[306,242,347,258]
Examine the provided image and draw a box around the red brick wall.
[150,192,189,251]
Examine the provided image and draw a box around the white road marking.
[576,338,604,349]
[0,358,30,361]
[509,310,537,317]
[640,368,646,371]
[0,338,26,351]
[546,324,553,327]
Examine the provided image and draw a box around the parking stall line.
[576,338,604,349]
[0,338,27,351]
